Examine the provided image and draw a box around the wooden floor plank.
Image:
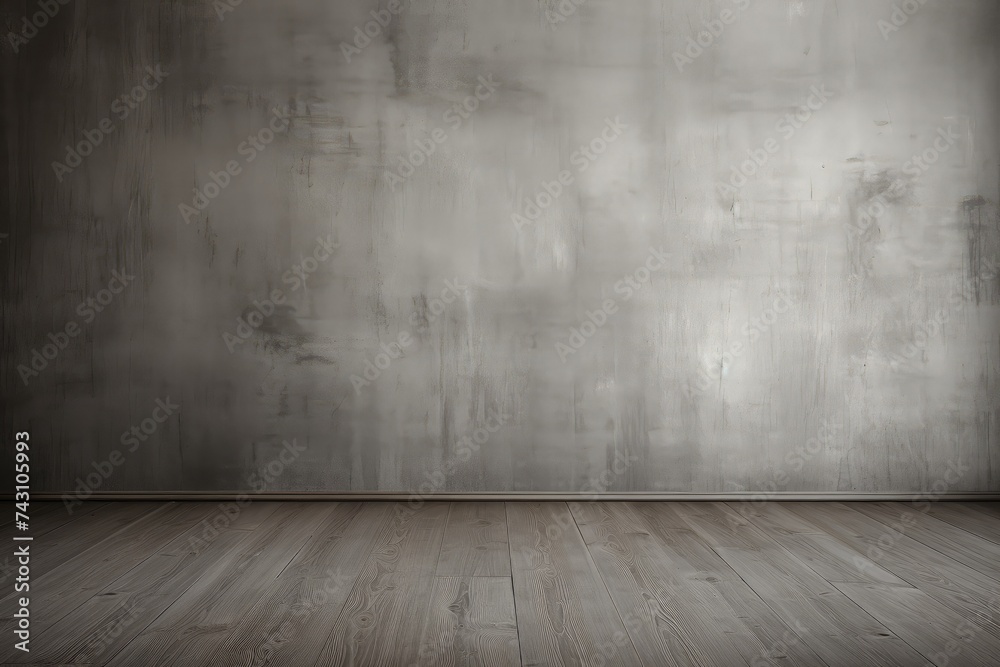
[0,500,64,528]
[436,502,512,577]
[918,503,1000,545]
[205,502,397,666]
[833,581,1000,666]
[104,502,339,666]
[155,500,284,555]
[969,502,1000,520]
[782,502,1000,643]
[414,577,520,666]
[851,502,1000,582]
[506,502,643,667]
[671,503,928,666]
[0,502,225,663]
[49,502,282,665]
[713,546,928,666]
[10,502,166,583]
[730,501,909,585]
[312,502,451,666]
[1,503,273,662]
[1,501,109,539]
[0,502,136,590]
[572,502,754,666]
[626,502,830,667]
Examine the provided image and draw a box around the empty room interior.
[2,0,1000,665]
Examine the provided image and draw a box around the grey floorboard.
[7,500,1000,666]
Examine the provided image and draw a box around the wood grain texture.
[436,502,512,577]
[2,501,109,539]
[23,502,286,664]
[312,502,451,666]
[672,503,928,665]
[60,503,287,661]
[918,503,1000,545]
[832,581,1000,666]
[851,502,1000,582]
[506,502,643,667]
[0,502,222,663]
[8,501,1000,666]
[205,502,397,666]
[730,501,908,585]
[626,502,830,666]
[7,502,165,581]
[24,520,254,664]
[571,502,756,666]
[0,501,65,528]
[415,577,520,667]
[970,502,1000,519]
[712,546,928,666]
[782,502,1000,642]
[105,503,339,666]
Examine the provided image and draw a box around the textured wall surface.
[2,0,998,493]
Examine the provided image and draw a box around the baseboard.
[20,491,1000,501]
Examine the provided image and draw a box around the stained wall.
[2,0,998,493]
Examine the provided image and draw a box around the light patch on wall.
[595,378,616,394]
[552,237,571,272]
[787,1,807,21]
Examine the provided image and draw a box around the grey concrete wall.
[2,0,998,494]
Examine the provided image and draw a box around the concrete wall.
[2,0,998,494]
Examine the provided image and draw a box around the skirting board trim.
[21,491,1000,501]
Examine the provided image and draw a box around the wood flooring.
[2,501,999,666]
